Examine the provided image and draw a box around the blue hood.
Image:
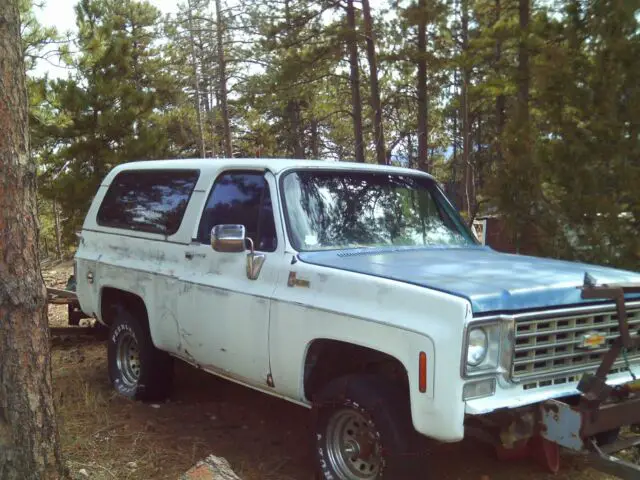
[298,246,640,314]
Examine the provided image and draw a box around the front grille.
[512,306,640,383]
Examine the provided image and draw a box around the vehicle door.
[176,169,280,388]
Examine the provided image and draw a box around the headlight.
[463,320,511,376]
[467,328,488,366]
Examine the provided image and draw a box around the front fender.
[269,262,470,442]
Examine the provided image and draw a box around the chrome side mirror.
[210,224,266,280]
[211,224,246,253]
[245,237,266,281]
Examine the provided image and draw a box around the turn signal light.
[419,352,427,393]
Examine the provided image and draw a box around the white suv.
[75,158,640,479]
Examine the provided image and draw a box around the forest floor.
[43,260,616,480]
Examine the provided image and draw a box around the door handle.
[185,251,205,260]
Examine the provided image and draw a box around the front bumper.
[465,367,640,415]
[468,282,640,479]
[540,387,640,478]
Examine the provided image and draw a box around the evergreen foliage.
[23,0,640,269]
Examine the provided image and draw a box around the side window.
[97,169,199,235]
[197,172,277,252]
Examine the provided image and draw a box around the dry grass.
[52,343,313,480]
[46,261,617,480]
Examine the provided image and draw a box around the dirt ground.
[44,261,616,480]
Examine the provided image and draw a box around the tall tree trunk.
[186,0,206,158]
[283,0,304,159]
[452,71,458,172]
[416,0,429,172]
[361,0,385,165]
[205,14,218,158]
[451,68,459,209]
[310,118,319,158]
[346,0,365,163]
[215,0,233,157]
[0,1,66,478]
[201,73,217,158]
[461,0,472,219]
[286,100,304,158]
[510,0,530,251]
[494,0,505,162]
[518,0,530,126]
[53,199,62,259]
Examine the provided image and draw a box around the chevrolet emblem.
[577,331,606,350]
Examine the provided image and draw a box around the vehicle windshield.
[281,169,477,251]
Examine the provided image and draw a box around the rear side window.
[97,169,199,235]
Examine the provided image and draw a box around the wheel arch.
[100,285,150,330]
[302,337,412,402]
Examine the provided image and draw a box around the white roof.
[103,157,434,182]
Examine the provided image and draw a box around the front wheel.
[312,374,421,480]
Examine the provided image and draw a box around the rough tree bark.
[215,0,233,158]
[416,0,429,172]
[0,1,67,479]
[346,0,365,163]
[361,0,385,165]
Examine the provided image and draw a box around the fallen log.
[180,455,241,480]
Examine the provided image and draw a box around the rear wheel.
[312,374,422,480]
[107,306,173,401]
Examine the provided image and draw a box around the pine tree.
[46,0,180,242]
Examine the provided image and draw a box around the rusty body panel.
[539,399,583,450]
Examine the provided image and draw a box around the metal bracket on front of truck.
[539,282,640,479]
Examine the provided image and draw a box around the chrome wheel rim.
[325,408,382,479]
[116,331,141,387]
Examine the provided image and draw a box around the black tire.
[107,306,173,401]
[312,374,422,480]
